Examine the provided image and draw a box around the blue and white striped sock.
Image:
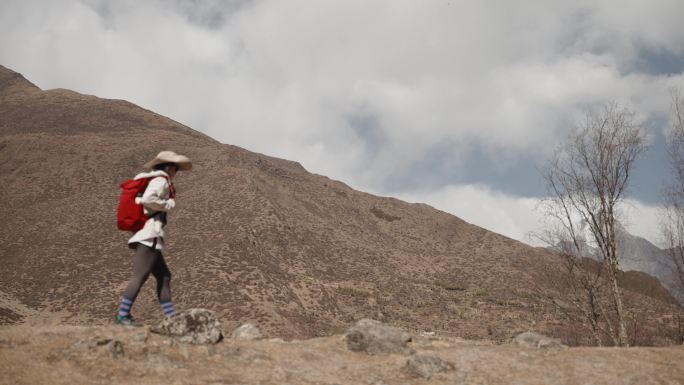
[118,297,133,317]
[161,301,175,317]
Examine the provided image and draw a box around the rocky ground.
[2,310,683,385]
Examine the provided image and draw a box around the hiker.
[115,151,192,326]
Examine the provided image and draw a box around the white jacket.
[127,170,176,250]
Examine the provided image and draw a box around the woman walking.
[116,151,192,326]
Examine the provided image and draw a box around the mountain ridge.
[617,228,683,304]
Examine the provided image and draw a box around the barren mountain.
[0,65,681,345]
[617,227,683,303]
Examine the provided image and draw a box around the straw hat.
[143,151,192,171]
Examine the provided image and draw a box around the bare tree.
[663,88,684,298]
[533,233,616,346]
[538,103,646,347]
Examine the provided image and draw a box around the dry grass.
[434,281,467,291]
[336,286,371,298]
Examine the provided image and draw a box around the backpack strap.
[145,175,174,220]
[158,175,176,199]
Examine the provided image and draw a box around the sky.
[1,0,683,247]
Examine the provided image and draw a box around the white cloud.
[394,185,668,249]
[394,184,545,246]
[620,199,669,248]
[0,0,682,245]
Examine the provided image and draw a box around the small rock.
[345,319,412,355]
[404,354,453,380]
[512,331,565,350]
[231,323,263,340]
[63,337,124,359]
[73,337,114,349]
[132,333,149,343]
[150,308,223,345]
[108,340,124,359]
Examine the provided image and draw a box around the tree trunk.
[608,266,629,346]
[587,306,603,346]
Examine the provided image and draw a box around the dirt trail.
[1,323,683,385]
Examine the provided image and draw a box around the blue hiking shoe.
[115,314,141,327]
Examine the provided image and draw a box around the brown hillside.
[0,65,681,345]
[619,270,679,306]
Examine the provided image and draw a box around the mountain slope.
[0,65,680,344]
[617,228,683,303]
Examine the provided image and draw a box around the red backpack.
[117,176,173,232]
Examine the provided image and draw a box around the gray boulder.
[512,331,565,350]
[231,323,264,340]
[345,319,412,355]
[150,308,223,345]
[405,354,453,379]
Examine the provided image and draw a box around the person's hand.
[166,198,176,210]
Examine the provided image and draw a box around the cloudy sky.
[2,0,683,247]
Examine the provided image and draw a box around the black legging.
[123,242,172,303]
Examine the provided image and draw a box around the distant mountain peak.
[0,65,40,96]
